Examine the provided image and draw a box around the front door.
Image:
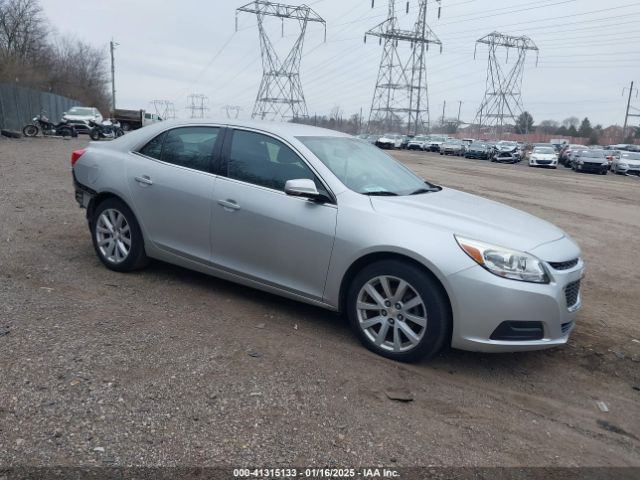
[210,129,337,301]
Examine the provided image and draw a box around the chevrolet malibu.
[71,120,585,362]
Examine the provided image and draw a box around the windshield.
[499,141,517,147]
[412,136,427,141]
[581,151,604,158]
[297,136,433,196]
[622,152,640,160]
[470,143,487,148]
[533,147,555,154]
[68,107,94,115]
[430,137,446,142]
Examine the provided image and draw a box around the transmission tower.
[186,94,209,119]
[150,100,176,120]
[366,0,442,135]
[236,1,326,121]
[474,32,539,134]
[222,105,243,119]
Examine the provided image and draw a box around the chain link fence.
[0,82,82,132]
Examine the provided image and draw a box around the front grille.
[565,280,581,309]
[536,160,552,165]
[561,321,574,334]
[549,258,579,270]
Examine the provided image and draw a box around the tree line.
[0,0,110,114]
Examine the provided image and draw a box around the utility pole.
[110,39,118,111]
[441,100,446,126]
[622,80,639,141]
[457,101,462,125]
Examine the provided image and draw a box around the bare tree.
[538,119,559,134]
[562,116,580,129]
[0,0,110,113]
[0,0,47,60]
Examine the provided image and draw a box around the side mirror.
[285,179,321,200]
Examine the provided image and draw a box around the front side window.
[227,130,317,191]
[297,136,433,196]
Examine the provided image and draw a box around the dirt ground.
[0,137,639,468]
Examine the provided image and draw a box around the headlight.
[619,163,628,168]
[601,161,608,166]
[455,236,549,284]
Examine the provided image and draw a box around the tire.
[89,129,101,141]
[121,123,131,132]
[22,125,39,137]
[90,198,149,272]
[346,259,450,362]
[59,127,72,138]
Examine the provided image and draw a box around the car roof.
[103,118,352,152]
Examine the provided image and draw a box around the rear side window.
[138,127,220,173]
[139,132,166,160]
[162,127,220,172]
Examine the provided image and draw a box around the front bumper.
[576,162,607,173]
[530,159,557,167]
[617,165,640,175]
[448,254,584,353]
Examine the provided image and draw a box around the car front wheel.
[347,260,450,362]
[90,198,149,272]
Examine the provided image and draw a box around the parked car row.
[360,133,640,177]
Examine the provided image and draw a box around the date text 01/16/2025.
[233,468,400,478]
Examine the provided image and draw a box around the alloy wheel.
[356,275,427,353]
[95,209,132,264]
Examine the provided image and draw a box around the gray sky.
[40,0,640,126]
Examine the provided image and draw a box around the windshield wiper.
[362,191,399,196]
[409,188,439,195]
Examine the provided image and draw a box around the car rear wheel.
[347,260,450,362]
[90,198,149,272]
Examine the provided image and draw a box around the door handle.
[217,199,241,211]
[135,175,153,186]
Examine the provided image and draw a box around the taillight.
[71,149,86,167]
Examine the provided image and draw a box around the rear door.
[125,126,223,263]
[209,128,337,301]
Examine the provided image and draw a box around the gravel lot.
[1,137,639,468]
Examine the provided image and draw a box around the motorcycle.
[88,119,124,141]
[22,114,78,138]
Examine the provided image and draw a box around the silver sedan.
[71,120,584,362]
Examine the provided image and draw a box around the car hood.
[370,187,565,253]
[531,153,556,160]
[621,158,640,166]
